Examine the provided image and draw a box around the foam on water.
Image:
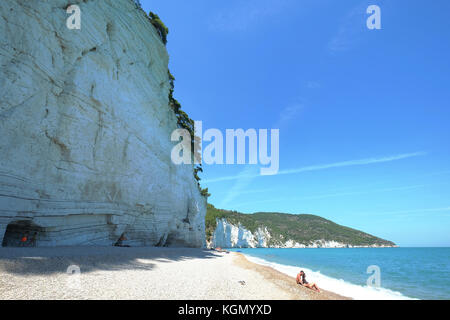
[243,254,415,300]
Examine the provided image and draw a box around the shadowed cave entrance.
[2,220,44,247]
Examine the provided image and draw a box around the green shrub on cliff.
[148,12,168,45]
[168,70,176,89]
[167,70,207,197]
[200,187,211,198]
[153,17,208,199]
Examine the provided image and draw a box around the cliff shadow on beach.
[0,247,222,275]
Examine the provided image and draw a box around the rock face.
[212,219,271,248]
[211,219,395,249]
[0,0,206,247]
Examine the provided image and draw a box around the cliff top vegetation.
[206,204,396,247]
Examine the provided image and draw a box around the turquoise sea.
[232,248,450,300]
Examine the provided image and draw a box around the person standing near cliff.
[30,232,38,247]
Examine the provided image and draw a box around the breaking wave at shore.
[242,254,414,300]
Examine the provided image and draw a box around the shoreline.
[232,252,351,300]
[0,246,349,300]
[233,250,417,300]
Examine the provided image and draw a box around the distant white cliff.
[0,0,205,247]
[210,219,394,249]
[212,219,271,248]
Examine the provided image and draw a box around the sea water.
[231,247,450,300]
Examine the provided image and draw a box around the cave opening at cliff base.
[1,220,44,247]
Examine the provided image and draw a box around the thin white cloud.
[367,206,450,216]
[215,98,302,207]
[219,166,259,208]
[231,188,274,195]
[328,2,367,53]
[328,0,395,53]
[275,103,303,128]
[204,151,427,183]
[280,151,427,175]
[209,0,293,32]
[363,207,450,223]
[327,0,392,53]
[231,183,430,208]
[306,81,321,89]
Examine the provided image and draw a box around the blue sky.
[141,0,450,247]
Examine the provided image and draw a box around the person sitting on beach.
[296,270,321,293]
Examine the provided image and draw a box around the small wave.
[242,254,415,300]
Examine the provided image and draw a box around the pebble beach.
[0,247,348,300]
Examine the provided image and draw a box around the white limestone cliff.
[210,219,395,248]
[0,0,206,247]
[212,219,271,248]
